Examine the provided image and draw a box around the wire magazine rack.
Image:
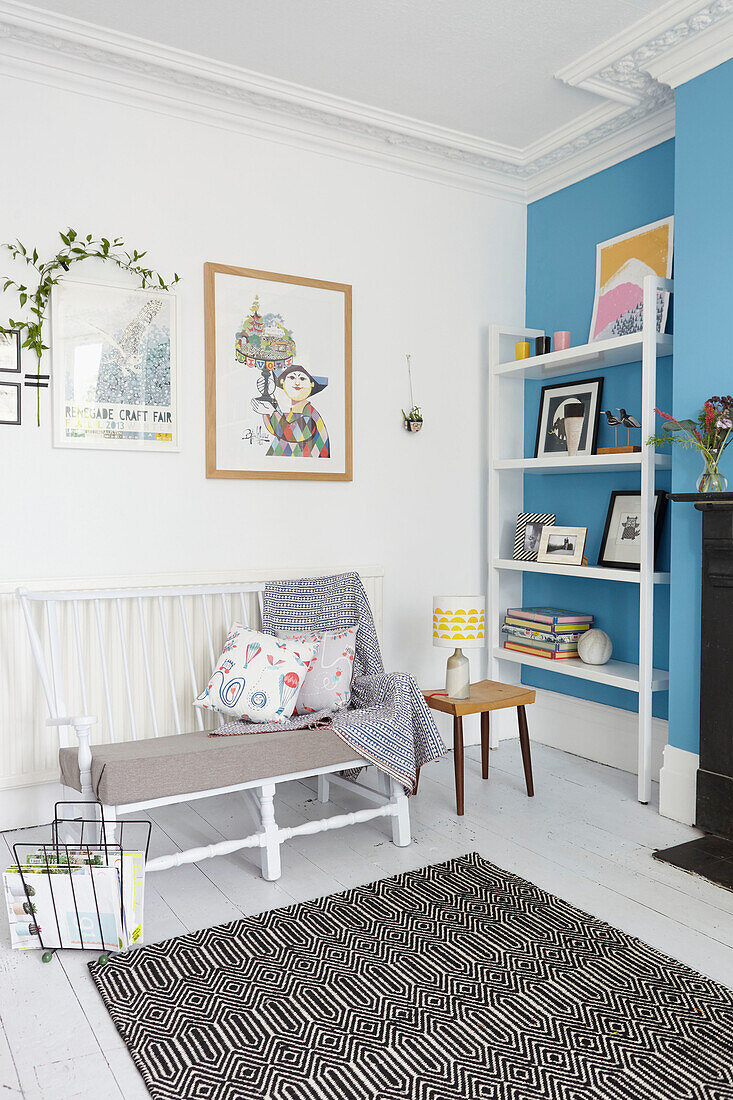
[8,802,151,964]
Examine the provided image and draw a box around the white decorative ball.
[577,629,613,665]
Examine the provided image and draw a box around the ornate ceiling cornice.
[0,0,729,201]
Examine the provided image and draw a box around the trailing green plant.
[0,228,180,426]
[402,406,423,423]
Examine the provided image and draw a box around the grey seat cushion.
[59,727,362,807]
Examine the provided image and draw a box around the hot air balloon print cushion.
[276,626,357,714]
[194,624,317,723]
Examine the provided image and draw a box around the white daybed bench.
[17,581,410,880]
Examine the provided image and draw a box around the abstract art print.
[52,280,177,450]
[589,217,674,342]
[535,377,603,458]
[205,264,352,480]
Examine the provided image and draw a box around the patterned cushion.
[277,626,357,714]
[194,625,316,723]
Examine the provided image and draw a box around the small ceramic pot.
[405,420,423,433]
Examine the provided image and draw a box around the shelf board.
[494,332,673,380]
[493,559,670,584]
[491,647,669,692]
[493,454,671,475]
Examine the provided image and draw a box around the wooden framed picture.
[598,490,667,570]
[0,330,21,373]
[513,513,555,561]
[0,381,21,425]
[537,525,587,567]
[534,377,603,458]
[51,280,178,451]
[204,263,352,481]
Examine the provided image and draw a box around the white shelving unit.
[488,275,673,804]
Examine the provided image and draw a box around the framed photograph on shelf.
[51,280,178,451]
[0,331,21,373]
[537,525,587,567]
[598,490,667,570]
[204,263,352,481]
[513,512,555,561]
[0,381,21,425]
[534,377,603,458]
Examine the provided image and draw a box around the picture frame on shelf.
[534,377,603,458]
[513,512,555,561]
[0,381,21,425]
[598,489,667,570]
[537,525,587,567]
[0,330,21,373]
[589,217,674,342]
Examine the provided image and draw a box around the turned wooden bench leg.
[453,715,465,816]
[481,712,490,780]
[517,705,535,798]
[259,783,282,880]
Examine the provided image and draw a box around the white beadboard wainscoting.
[0,566,383,828]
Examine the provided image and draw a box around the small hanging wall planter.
[402,354,423,433]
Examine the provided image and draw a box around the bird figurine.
[601,410,622,448]
[617,408,641,447]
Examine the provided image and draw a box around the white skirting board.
[658,744,699,827]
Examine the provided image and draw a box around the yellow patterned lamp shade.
[432,596,486,649]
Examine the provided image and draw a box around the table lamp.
[432,595,486,698]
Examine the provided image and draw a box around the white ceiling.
[14,0,672,146]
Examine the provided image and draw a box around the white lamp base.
[445,648,470,698]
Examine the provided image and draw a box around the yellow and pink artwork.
[589,217,673,342]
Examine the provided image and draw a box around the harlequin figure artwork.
[205,264,352,480]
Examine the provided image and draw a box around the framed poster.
[51,280,178,450]
[0,382,20,425]
[205,263,352,480]
[589,217,674,342]
[0,331,21,373]
[598,489,667,570]
[534,377,603,458]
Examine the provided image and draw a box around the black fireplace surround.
[655,495,733,890]
[662,494,733,836]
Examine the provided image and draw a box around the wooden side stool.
[422,679,535,815]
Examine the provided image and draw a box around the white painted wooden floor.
[2,741,732,1099]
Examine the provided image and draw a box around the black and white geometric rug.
[89,853,733,1100]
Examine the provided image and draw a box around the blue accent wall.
[668,60,733,754]
[524,140,675,715]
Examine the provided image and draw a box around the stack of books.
[502,607,593,660]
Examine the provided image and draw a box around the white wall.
[0,71,525,791]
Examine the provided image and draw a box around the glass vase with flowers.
[648,396,733,493]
